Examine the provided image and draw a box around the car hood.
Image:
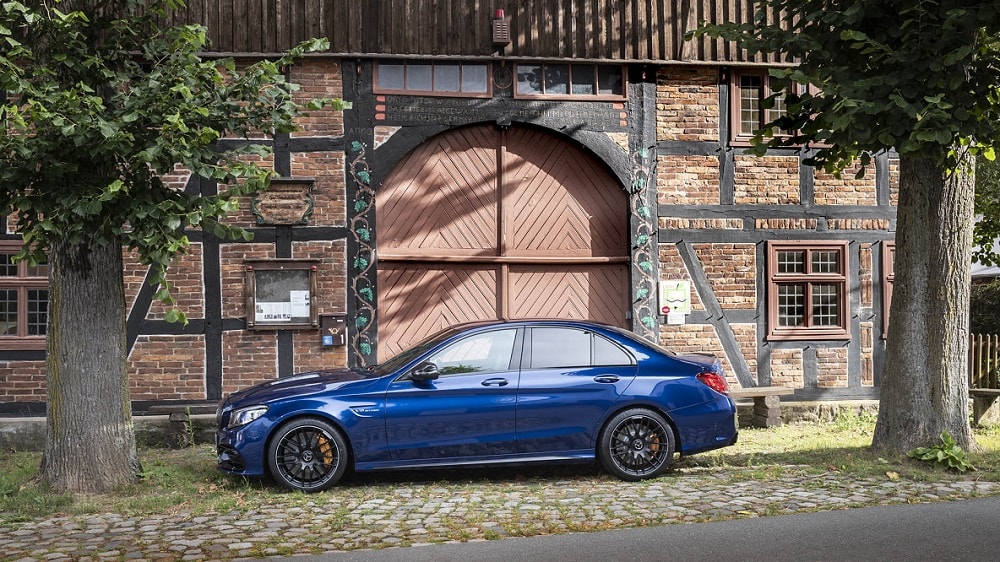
[224,367,374,406]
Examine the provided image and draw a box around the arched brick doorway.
[377,124,629,357]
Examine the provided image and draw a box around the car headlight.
[227,406,269,429]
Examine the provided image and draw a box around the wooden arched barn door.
[377,124,629,358]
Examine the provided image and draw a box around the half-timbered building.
[0,1,896,414]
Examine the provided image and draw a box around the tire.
[267,417,349,492]
[598,408,675,481]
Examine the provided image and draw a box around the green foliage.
[693,1,1000,174]
[0,0,349,321]
[974,158,1000,266]
[831,409,879,433]
[970,278,1000,334]
[907,432,976,472]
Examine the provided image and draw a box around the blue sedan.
[216,319,738,492]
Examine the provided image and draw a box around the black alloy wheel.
[267,417,348,492]
[598,408,675,481]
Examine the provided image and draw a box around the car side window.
[426,329,517,375]
[529,327,634,368]
[593,333,634,366]
[530,328,590,368]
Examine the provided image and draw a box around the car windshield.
[369,326,461,376]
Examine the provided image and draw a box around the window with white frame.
[731,69,815,142]
[514,63,625,100]
[375,61,491,97]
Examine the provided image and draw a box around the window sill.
[0,337,46,351]
[766,329,850,342]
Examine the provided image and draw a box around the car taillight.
[697,372,730,395]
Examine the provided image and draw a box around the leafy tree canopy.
[974,158,1000,265]
[0,0,347,321]
[695,0,1000,174]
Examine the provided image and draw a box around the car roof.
[451,318,623,333]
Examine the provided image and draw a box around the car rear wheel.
[267,417,348,492]
[598,408,675,481]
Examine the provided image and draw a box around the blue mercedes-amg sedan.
[216,319,738,492]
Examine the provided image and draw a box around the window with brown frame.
[0,241,48,350]
[514,63,625,100]
[731,69,814,142]
[882,241,895,337]
[767,241,849,340]
[374,61,491,97]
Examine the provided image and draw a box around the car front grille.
[217,445,246,472]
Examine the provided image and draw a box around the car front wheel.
[598,408,675,481]
[267,417,348,492]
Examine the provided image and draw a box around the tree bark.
[872,155,975,454]
[40,237,141,492]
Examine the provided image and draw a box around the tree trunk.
[40,237,141,492]
[872,155,975,454]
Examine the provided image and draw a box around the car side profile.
[216,319,738,492]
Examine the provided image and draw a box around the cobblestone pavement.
[3,464,999,562]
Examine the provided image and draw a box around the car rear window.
[529,327,634,368]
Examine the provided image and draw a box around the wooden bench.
[970,334,1000,425]
[147,402,218,416]
[730,386,795,428]
[147,402,218,448]
[970,388,1000,426]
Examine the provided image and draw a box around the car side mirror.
[410,361,440,381]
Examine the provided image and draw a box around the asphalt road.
[279,497,1000,562]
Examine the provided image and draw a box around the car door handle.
[594,375,620,383]
[482,378,509,387]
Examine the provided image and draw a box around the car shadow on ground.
[336,462,608,488]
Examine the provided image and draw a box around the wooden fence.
[970,333,1000,390]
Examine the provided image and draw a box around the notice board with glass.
[245,259,319,329]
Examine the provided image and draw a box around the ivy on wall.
[348,140,377,363]
[630,146,659,342]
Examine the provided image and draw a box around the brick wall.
[292,240,348,317]
[0,361,46,402]
[222,331,278,393]
[289,59,344,137]
[860,244,873,308]
[732,323,758,381]
[693,243,756,309]
[160,164,192,191]
[657,155,720,205]
[734,155,800,204]
[861,323,875,387]
[814,163,877,205]
[374,125,401,149]
[127,335,207,400]
[816,347,849,388]
[655,67,718,142]
[770,349,803,389]
[290,152,347,225]
[293,329,348,373]
[889,158,900,205]
[122,245,205,322]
